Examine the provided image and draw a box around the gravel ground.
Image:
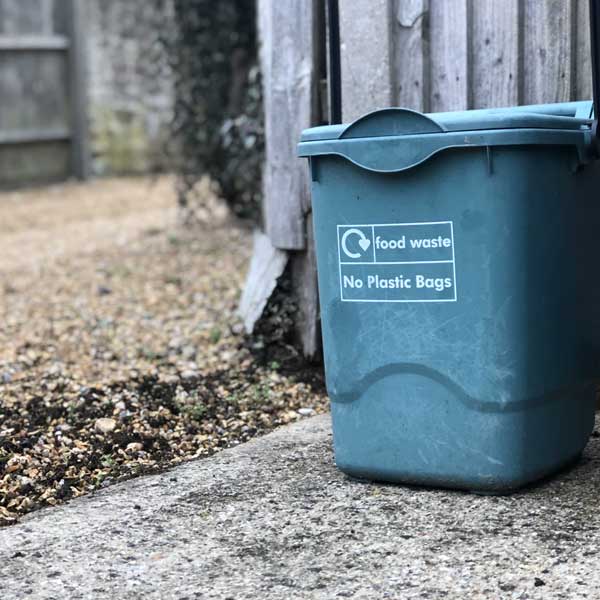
[2,415,599,600]
[0,176,326,526]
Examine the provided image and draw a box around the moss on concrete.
[91,106,155,175]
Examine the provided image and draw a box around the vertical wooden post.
[66,0,90,180]
[289,212,320,359]
[260,0,320,251]
[242,0,322,358]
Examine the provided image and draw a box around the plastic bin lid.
[300,101,594,142]
[298,101,595,173]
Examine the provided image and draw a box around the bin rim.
[298,102,595,173]
[300,101,594,143]
[298,127,593,174]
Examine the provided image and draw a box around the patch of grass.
[92,472,107,486]
[167,233,181,246]
[164,275,183,286]
[251,384,270,403]
[110,265,133,278]
[101,454,116,468]
[209,328,222,344]
[184,403,208,421]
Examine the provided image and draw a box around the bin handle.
[339,107,445,139]
[326,0,342,125]
[590,0,600,154]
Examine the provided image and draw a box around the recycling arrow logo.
[341,228,371,259]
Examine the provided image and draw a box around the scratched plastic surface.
[299,102,600,492]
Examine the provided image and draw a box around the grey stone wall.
[85,0,174,175]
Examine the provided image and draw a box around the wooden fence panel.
[0,0,88,187]
[0,0,49,35]
[0,51,70,134]
[340,0,592,116]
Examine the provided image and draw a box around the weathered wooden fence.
[250,0,594,358]
[0,0,88,187]
[341,0,592,120]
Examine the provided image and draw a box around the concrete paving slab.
[1,414,600,600]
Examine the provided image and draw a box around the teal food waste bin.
[298,101,600,492]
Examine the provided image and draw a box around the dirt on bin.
[0,176,327,526]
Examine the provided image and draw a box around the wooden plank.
[260,0,319,250]
[40,0,54,35]
[238,230,289,334]
[429,0,469,112]
[257,0,272,111]
[66,0,90,180]
[523,0,574,104]
[0,140,70,188]
[0,0,46,35]
[393,0,428,112]
[258,0,272,226]
[0,50,70,133]
[248,0,322,357]
[52,0,69,35]
[576,0,592,101]
[339,0,394,121]
[290,212,320,359]
[471,0,519,109]
[0,34,68,50]
[0,127,69,144]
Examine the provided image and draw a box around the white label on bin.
[337,221,457,303]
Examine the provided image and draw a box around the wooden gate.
[0,0,88,188]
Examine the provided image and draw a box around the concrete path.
[1,415,600,600]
